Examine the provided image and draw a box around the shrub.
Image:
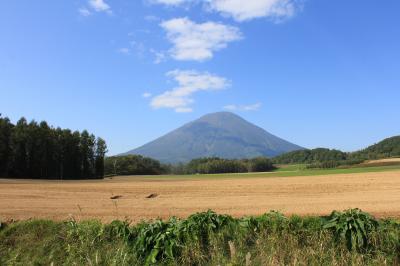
[181,210,236,245]
[104,220,136,243]
[323,208,379,252]
[134,218,182,265]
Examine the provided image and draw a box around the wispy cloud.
[78,8,92,17]
[175,107,193,113]
[224,102,262,111]
[149,0,190,6]
[151,70,230,113]
[89,0,111,12]
[144,15,160,22]
[142,92,153,98]
[208,0,298,22]
[150,49,167,64]
[128,41,146,58]
[89,0,109,11]
[117,48,131,55]
[79,0,111,16]
[160,17,242,61]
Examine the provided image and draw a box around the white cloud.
[78,8,92,17]
[117,48,130,54]
[223,105,237,111]
[89,0,111,13]
[150,0,188,6]
[224,102,262,111]
[150,49,167,64]
[142,92,153,98]
[207,0,298,22]
[150,0,299,22]
[151,70,230,112]
[160,17,241,61]
[243,102,262,111]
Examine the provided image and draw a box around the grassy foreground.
[1,210,399,266]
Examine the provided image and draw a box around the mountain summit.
[124,112,304,163]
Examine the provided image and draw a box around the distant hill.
[273,136,400,164]
[350,136,400,160]
[123,112,304,163]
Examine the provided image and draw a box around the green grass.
[1,210,399,266]
[273,164,400,177]
[115,164,400,181]
[273,164,306,172]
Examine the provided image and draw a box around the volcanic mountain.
[124,112,304,163]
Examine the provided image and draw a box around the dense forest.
[105,156,275,176]
[272,136,400,168]
[272,148,347,164]
[104,155,166,176]
[350,136,400,160]
[0,115,107,179]
[180,157,275,174]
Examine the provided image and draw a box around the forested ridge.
[350,136,400,160]
[272,136,400,167]
[0,115,107,179]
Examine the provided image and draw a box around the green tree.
[95,137,107,178]
[104,155,165,176]
[80,130,96,178]
[0,115,14,176]
[10,118,29,178]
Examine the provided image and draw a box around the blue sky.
[1,0,399,155]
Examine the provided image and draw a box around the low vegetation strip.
[0,209,399,265]
[135,164,400,180]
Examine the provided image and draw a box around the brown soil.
[365,158,400,164]
[1,170,400,223]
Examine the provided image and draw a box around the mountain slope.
[124,112,304,163]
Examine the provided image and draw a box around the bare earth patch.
[365,158,400,164]
[1,170,400,223]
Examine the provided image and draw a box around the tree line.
[272,148,365,169]
[105,155,275,176]
[349,136,400,160]
[272,148,348,165]
[272,135,400,169]
[104,155,166,176]
[174,157,275,174]
[0,115,107,179]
